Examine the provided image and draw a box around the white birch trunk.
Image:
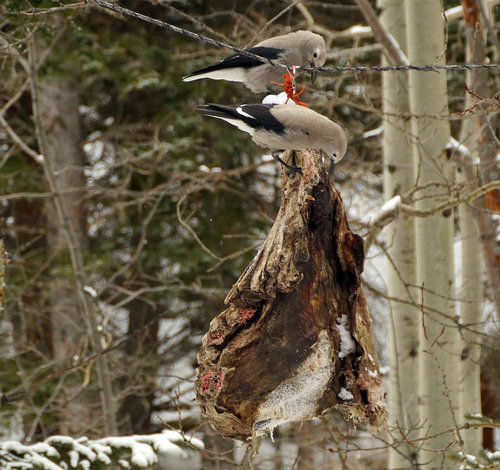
[379,0,419,467]
[456,1,486,450]
[404,1,461,467]
[457,177,483,455]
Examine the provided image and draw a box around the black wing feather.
[185,46,284,77]
[196,104,285,134]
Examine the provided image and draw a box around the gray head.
[323,126,347,163]
[291,31,326,68]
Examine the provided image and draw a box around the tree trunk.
[458,0,486,454]
[29,35,117,435]
[379,0,419,467]
[39,79,91,434]
[0,240,5,314]
[196,150,386,442]
[405,1,461,467]
[117,298,159,434]
[461,0,500,319]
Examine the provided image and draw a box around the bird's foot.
[285,164,303,178]
[271,151,303,178]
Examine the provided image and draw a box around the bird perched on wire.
[183,31,326,93]
[196,103,347,173]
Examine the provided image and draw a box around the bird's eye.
[313,51,318,58]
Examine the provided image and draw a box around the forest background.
[0,0,499,469]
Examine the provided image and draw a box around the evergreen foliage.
[0,430,203,469]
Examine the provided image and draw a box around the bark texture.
[405,1,460,466]
[196,150,386,441]
[378,0,419,467]
[0,240,5,311]
[30,35,117,434]
[458,0,486,453]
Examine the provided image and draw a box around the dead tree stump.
[196,150,386,441]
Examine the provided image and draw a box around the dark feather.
[196,104,285,134]
[184,47,284,78]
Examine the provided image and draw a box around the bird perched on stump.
[183,31,326,93]
[196,103,347,173]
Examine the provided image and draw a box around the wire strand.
[88,0,500,74]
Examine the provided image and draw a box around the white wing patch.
[236,106,256,119]
[209,116,255,136]
[183,68,247,83]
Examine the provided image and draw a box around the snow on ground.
[0,431,203,470]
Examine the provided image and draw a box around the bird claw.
[272,151,303,178]
[285,165,303,178]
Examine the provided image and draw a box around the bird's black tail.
[195,104,238,119]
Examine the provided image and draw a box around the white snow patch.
[343,25,372,37]
[338,387,354,401]
[458,452,478,465]
[69,449,79,467]
[262,92,296,105]
[261,153,275,162]
[446,137,478,163]
[380,195,401,215]
[485,450,500,460]
[80,460,90,470]
[444,5,464,22]
[1,431,202,469]
[30,442,60,458]
[337,315,356,358]
[98,434,182,467]
[379,365,389,375]
[198,165,222,173]
[362,126,383,139]
[83,285,97,298]
[1,441,62,470]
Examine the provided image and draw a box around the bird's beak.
[329,159,336,178]
[310,61,318,85]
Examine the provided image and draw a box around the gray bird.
[183,31,326,93]
[196,103,347,172]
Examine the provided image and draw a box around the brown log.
[196,150,386,441]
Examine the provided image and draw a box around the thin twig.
[176,194,221,261]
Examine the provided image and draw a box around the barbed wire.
[89,0,500,74]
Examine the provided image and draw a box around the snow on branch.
[0,431,203,470]
[364,180,500,251]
